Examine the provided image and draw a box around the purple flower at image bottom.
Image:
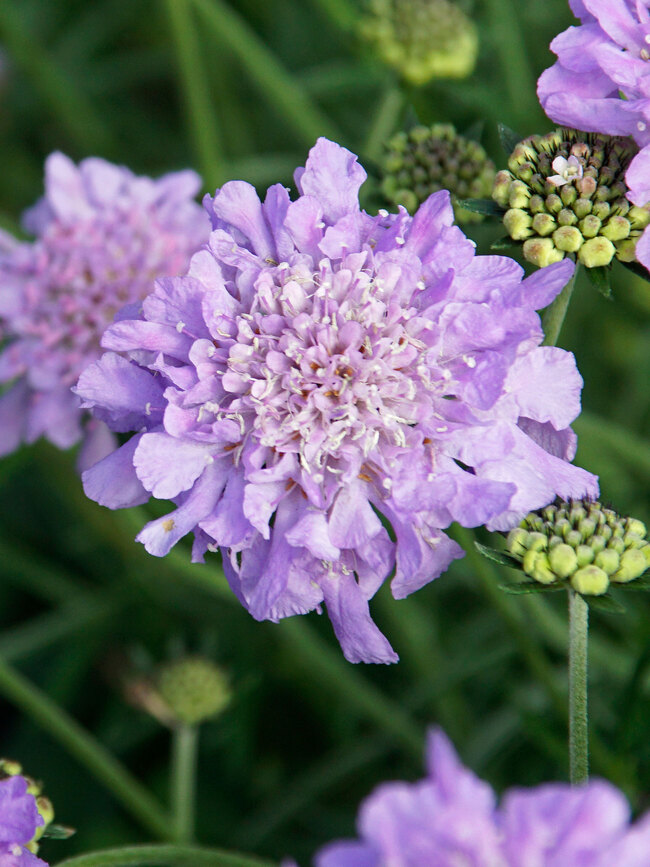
[0,153,209,467]
[314,728,650,866]
[76,137,597,664]
[537,0,650,266]
[0,777,46,867]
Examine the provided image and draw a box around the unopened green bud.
[571,565,609,595]
[627,518,647,537]
[560,185,578,206]
[578,236,616,267]
[507,527,529,559]
[509,181,531,209]
[158,657,231,726]
[548,543,578,579]
[557,208,578,227]
[576,545,595,566]
[589,535,607,554]
[612,548,649,583]
[579,215,602,238]
[600,215,631,241]
[573,198,593,219]
[522,238,564,267]
[629,205,650,229]
[492,171,512,208]
[617,238,639,261]
[0,759,22,777]
[566,529,583,548]
[530,553,556,584]
[553,226,583,252]
[532,213,557,236]
[504,209,533,239]
[594,549,620,575]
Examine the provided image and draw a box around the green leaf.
[491,236,520,251]
[585,594,626,614]
[585,264,612,298]
[457,198,506,217]
[618,258,650,284]
[498,581,567,595]
[462,120,484,142]
[498,123,523,156]
[616,571,650,591]
[42,824,76,840]
[474,541,522,570]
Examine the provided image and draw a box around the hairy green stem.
[542,263,579,347]
[54,845,275,867]
[0,659,171,840]
[568,589,589,784]
[171,725,199,843]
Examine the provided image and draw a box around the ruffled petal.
[82,434,149,509]
[295,138,367,224]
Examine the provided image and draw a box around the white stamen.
[176,320,186,332]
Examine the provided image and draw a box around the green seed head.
[360,0,478,85]
[491,128,648,269]
[158,657,231,727]
[505,499,649,592]
[381,123,495,222]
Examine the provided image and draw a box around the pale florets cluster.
[0,153,208,466]
[76,138,597,664]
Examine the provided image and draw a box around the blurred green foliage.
[1,0,650,865]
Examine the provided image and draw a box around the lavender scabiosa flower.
[315,728,650,866]
[537,1,650,267]
[0,776,46,867]
[76,138,597,664]
[0,152,209,466]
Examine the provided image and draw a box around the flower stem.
[568,589,589,785]
[0,659,172,840]
[542,263,579,347]
[53,844,276,867]
[171,724,199,843]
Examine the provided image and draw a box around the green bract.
[382,124,495,223]
[506,500,650,596]
[492,129,650,268]
[360,0,478,86]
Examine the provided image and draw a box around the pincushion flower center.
[216,259,431,472]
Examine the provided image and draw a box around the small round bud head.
[158,657,231,726]
[578,517,597,540]
[579,215,602,238]
[594,549,620,575]
[553,226,583,252]
[532,213,557,236]
[600,215,631,241]
[610,537,626,554]
[382,123,495,221]
[578,236,616,267]
[592,201,611,220]
[504,209,533,239]
[569,505,587,524]
[549,543,578,579]
[589,535,607,554]
[576,545,595,566]
[530,553,557,584]
[571,565,609,595]
[529,194,546,214]
[613,549,649,583]
[0,759,22,777]
[522,238,564,267]
[600,525,613,541]
[560,185,578,206]
[548,535,563,549]
[507,527,530,559]
[360,0,479,85]
[523,548,540,576]
[629,205,650,229]
[545,193,563,214]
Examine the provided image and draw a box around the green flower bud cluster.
[506,500,650,596]
[492,129,650,268]
[157,656,231,727]
[382,124,496,222]
[360,0,478,86]
[0,758,55,853]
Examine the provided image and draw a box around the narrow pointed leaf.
[585,594,626,614]
[457,198,505,217]
[498,123,523,156]
[586,264,612,298]
[618,258,650,284]
[491,236,519,251]
[474,541,522,570]
[498,581,567,595]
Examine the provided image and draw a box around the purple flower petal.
[295,137,367,224]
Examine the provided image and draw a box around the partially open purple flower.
[316,728,650,866]
[0,776,46,867]
[0,153,208,466]
[538,1,650,266]
[76,138,597,664]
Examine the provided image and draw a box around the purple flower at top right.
[538,0,650,261]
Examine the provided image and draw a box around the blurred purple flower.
[316,728,650,866]
[76,138,597,664]
[0,776,46,867]
[538,0,650,265]
[0,153,208,467]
